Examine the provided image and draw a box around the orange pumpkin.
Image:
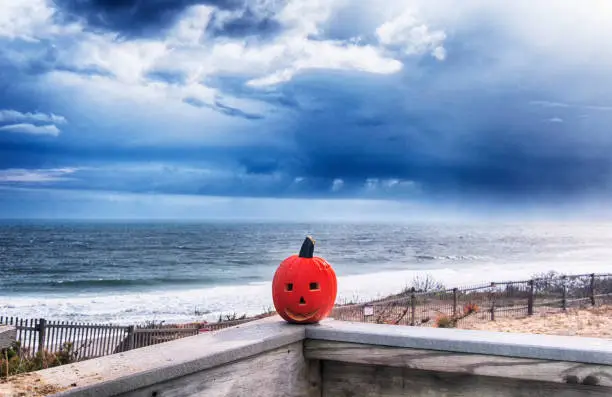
[272,236,337,324]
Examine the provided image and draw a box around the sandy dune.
[461,305,612,339]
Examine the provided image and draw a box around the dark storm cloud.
[51,0,283,38]
[4,4,612,205]
[182,97,265,120]
[206,6,282,39]
[0,40,113,78]
[205,75,302,109]
[270,61,612,199]
[239,157,279,174]
[6,61,612,201]
[214,101,265,120]
[146,70,187,85]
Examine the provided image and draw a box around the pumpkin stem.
[298,236,315,258]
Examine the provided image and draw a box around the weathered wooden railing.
[1,316,611,396]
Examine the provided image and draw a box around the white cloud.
[331,178,344,192]
[61,33,168,85]
[277,0,344,38]
[7,0,611,133]
[361,178,420,195]
[1,0,405,100]
[530,100,571,108]
[167,5,215,46]
[376,9,447,60]
[0,123,60,136]
[247,38,402,87]
[431,46,446,61]
[0,0,79,41]
[160,1,403,88]
[0,109,67,124]
[547,117,564,123]
[531,100,612,111]
[383,179,421,193]
[0,168,77,182]
[364,178,379,191]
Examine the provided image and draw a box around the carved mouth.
[284,308,320,322]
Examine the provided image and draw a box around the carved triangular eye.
[309,282,320,291]
[286,283,293,291]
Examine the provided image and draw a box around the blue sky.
[1,0,612,220]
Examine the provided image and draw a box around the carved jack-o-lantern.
[272,236,337,324]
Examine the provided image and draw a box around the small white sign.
[364,306,374,316]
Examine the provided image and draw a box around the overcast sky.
[1,0,612,220]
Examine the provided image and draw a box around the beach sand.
[460,305,612,339]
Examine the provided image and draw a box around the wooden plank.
[51,320,58,353]
[18,318,23,343]
[83,323,91,358]
[112,327,119,353]
[37,319,46,355]
[59,321,66,353]
[27,319,33,352]
[105,326,113,356]
[94,323,102,357]
[77,323,84,355]
[75,322,82,357]
[88,323,96,357]
[134,327,140,350]
[67,322,74,350]
[115,327,121,352]
[304,340,612,388]
[42,319,49,353]
[94,324,102,357]
[118,342,309,397]
[72,322,79,347]
[32,319,38,353]
[109,326,116,354]
[321,360,612,397]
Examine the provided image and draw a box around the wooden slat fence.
[132,328,199,349]
[331,272,612,327]
[0,317,200,361]
[201,318,257,332]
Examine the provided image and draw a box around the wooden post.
[37,318,47,355]
[590,273,596,306]
[489,283,496,321]
[127,326,135,351]
[527,280,534,316]
[452,288,458,318]
[410,293,416,326]
[306,359,322,397]
[561,275,567,311]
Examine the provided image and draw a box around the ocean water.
[1,221,611,325]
